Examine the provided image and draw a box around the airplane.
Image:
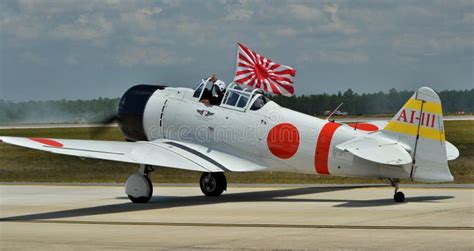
[0,79,459,203]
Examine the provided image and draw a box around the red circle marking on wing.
[267,123,300,159]
[29,138,63,148]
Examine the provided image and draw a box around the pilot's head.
[214,80,226,92]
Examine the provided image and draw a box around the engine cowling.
[117,85,166,141]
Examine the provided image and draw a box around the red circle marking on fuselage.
[267,123,300,159]
[347,123,379,132]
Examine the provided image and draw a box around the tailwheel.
[200,172,227,197]
[389,178,405,203]
[126,165,154,203]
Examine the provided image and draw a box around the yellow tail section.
[382,87,453,182]
[384,88,445,142]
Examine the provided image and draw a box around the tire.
[394,191,405,203]
[126,174,153,203]
[200,172,227,197]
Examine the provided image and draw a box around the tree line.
[272,88,474,116]
[0,88,472,124]
[0,98,118,124]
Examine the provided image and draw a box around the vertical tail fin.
[382,87,453,182]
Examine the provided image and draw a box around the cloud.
[16,0,132,14]
[318,51,369,64]
[20,51,46,65]
[319,3,357,34]
[120,7,162,31]
[52,14,113,42]
[429,36,474,52]
[117,47,194,66]
[299,50,369,65]
[393,34,434,56]
[393,33,473,57]
[463,13,474,24]
[336,37,368,49]
[14,21,42,39]
[65,55,79,65]
[131,35,174,46]
[1,0,473,101]
[288,4,324,21]
[0,11,42,40]
[161,0,182,7]
[168,20,220,46]
[225,8,254,21]
[275,27,298,37]
[17,0,78,14]
[396,6,433,17]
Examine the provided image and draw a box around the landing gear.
[389,178,405,203]
[394,191,405,203]
[126,165,154,203]
[200,172,227,197]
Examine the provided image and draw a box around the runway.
[1,184,473,250]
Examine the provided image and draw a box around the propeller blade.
[88,114,118,139]
[100,114,117,125]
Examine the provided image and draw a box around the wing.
[156,139,267,172]
[0,137,268,172]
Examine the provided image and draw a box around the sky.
[1,0,473,101]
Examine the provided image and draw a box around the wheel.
[125,173,153,203]
[200,172,227,197]
[394,191,405,203]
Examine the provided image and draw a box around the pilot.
[209,74,226,105]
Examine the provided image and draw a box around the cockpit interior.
[193,79,269,111]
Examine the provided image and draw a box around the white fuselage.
[142,87,412,180]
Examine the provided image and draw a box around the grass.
[0,121,472,184]
[443,120,474,183]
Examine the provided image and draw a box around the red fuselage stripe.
[315,122,341,175]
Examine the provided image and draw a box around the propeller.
[100,114,118,125]
[88,113,118,140]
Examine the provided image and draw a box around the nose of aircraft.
[117,85,166,141]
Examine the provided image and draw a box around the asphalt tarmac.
[0,184,473,250]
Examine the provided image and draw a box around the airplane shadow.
[0,185,454,221]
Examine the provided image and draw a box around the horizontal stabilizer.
[446,141,460,161]
[348,120,459,161]
[336,136,412,165]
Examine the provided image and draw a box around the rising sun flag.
[233,43,296,97]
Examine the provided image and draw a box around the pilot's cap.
[215,80,226,92]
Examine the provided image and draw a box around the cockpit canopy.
[193,79,269,111]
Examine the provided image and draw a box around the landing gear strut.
[200,172,227,197]
[126,165,154,203]
[389,178,405,203]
